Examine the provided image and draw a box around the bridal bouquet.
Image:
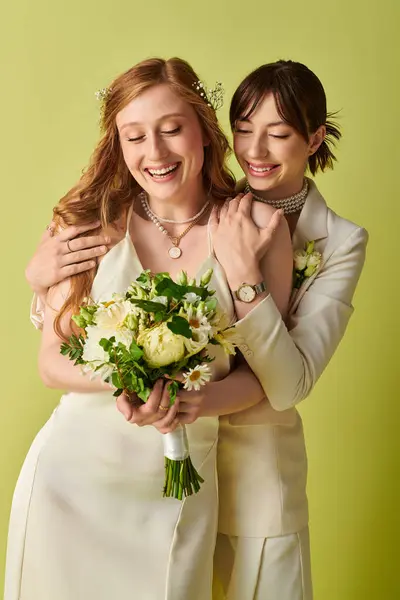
[60,268,237,500]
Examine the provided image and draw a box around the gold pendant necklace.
[140,194,211,259]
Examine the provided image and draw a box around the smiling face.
[233,93,324,200]
[116,84,207,204]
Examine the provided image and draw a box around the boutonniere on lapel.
[293,241,321,290]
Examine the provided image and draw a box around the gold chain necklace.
[140,194,211,259]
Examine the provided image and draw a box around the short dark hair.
[230,60,341,175]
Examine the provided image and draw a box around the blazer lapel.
[289,180,329,316]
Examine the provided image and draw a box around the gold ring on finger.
[66,240,73,253]
[158,404,169,411]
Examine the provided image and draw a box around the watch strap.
[253,281,267,295]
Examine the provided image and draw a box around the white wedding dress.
[5,205,234,600]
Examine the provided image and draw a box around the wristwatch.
[234,281,267,303]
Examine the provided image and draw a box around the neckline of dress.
[97,198,216,283]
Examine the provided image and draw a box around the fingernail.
[100,246,107,252]
[104,236,111,244]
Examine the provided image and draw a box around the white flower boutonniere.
[293,241,322,289]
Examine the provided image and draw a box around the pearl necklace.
[140,194,211,259]
[141,192,211,224]
[244,178,309,215]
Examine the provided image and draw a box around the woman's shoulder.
[308,179,368,245]
[325,202,369,248]
[103,203,133,243]
[234,177,277,226]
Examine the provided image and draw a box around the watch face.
[238,285,256,303]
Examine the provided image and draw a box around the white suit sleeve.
[30,293,45,330]
[233,227,368,411]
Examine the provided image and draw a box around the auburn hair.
[230,59,341,175]
[53,57,235,339]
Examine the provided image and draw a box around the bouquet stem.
[162,425,204,499]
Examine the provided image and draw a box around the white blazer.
[217,179,368,538]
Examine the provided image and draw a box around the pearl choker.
[244,178,309,215]
[140,192,211,224]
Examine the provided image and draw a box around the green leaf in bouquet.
[136,270,152,289]
[136,376,146,394]
[167,315,193,339]
[185,285,211,300]
[132,361,148,377]
[167,380,180,405]
[153,272,171,286]
[155,278,187,300]
[60,343,70,356]
[129,299,168,314]
[99,337,115,352]
[80,306,96,325]
[137,387,151,402]
[60,334,85,364]
[112,372,124,389]
[71,314,87,329]
[113,388,123,397]
[129,340,144,361]
[128,370,138,389]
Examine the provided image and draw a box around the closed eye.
[161,127,181,135]
[126,127,181,142]
[270,134,290,139]
[127,135,145,142]
[235,128,252,134]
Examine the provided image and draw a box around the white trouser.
[213,527,313,600]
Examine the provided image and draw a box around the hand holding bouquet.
[61,268,237,500]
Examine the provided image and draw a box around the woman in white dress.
[5,57,293,600]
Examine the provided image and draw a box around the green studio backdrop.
[1,1,399,598]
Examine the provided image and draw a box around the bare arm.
[38,280,111,392]
[196,362,266,418]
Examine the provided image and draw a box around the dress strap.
[207,212,214,256]
[125,200,135,238]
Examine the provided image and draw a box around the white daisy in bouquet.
[60,268,238,500]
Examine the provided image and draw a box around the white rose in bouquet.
[137,322,185,368]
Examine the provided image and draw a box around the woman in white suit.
[210,60,368,600]
[24,60,367,600]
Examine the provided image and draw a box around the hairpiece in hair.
[95,87,112,121]
[193,80,224,111]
